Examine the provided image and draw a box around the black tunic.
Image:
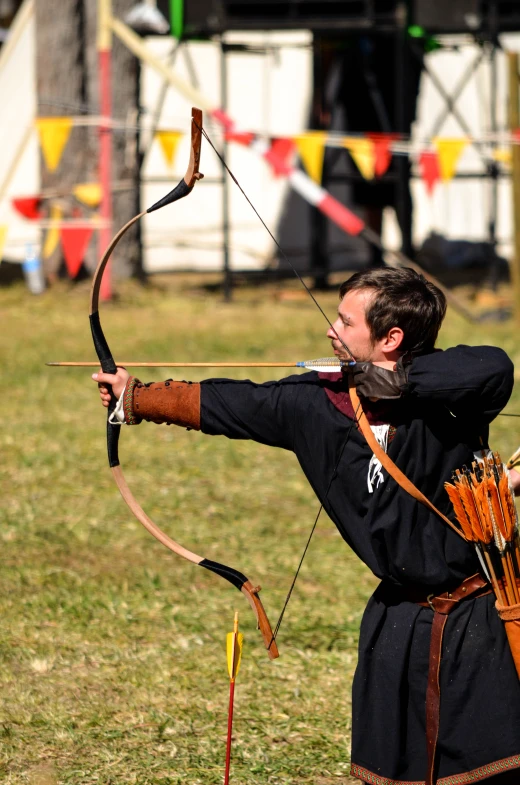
[199,345,520,784]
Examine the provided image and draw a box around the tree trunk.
[34,0,142,281]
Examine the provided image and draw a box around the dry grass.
[1,275,519,784]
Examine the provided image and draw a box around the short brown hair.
[339,267,447,356]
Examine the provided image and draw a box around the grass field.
[1,276,520,785]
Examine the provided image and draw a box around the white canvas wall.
[140,30,313,272]
[0,0,39,262]
[384,32,520,258]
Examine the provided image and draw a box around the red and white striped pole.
[98,0,113,301]
[209,108,474,320]
[211,109,366,240]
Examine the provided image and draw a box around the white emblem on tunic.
[367,424,390,493]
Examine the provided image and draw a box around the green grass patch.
[1,277,519,784]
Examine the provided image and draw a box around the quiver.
[496,599,520,679]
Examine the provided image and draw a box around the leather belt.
[408,573,492,785]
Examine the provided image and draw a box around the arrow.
[46,358,354,372]
[225,611,243,785]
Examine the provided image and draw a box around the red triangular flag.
[419,151,441,197]
[264,137,296,177]
[225,130,255,146]
[60,226,93,278]
[367,133,398,177]
[12,196,43,220]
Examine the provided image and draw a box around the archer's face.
[327,289,380,363]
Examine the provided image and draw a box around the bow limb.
[89,107,278,660]
[113,469,279,659]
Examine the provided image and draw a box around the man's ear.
[382,327,404,354]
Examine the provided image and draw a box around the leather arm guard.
[123,377,201,430]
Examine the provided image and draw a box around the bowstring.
[196,120,360,644]
[195,121,356,363]
[271,395,361,642]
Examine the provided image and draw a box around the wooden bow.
[89,107,278,660]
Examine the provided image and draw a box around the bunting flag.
[60,225,93,278]
[419,151,441,196]
[73,183,102,208]
[0,225,7,262]
[368,133,397,177]
[12,196,43,220]
[155,130,182,168]
[343,137,376,180]
[42,203,63,260]
[225,130,255,146]
[35,118,73,173]
[433,137,469,182]
[493,148,512,165]
[264,137,296,178]
[295,132,327,183]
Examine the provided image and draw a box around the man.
[93,268,520,784]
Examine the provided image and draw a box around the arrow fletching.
[226,612,243,681]
[297,357,355,372]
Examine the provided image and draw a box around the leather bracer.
[125,378,201,430]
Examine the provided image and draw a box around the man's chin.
[332,346,373,363]
[333,348,351,360]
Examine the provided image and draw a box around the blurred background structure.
[2,0,520,307]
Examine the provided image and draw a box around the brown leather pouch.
[133,380,201,430]
[496,599,520,678]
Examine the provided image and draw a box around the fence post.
[508,52,520,324]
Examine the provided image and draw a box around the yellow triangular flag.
[155,131,183,169]
[433,138,469,182]
[226,613,243,681]
[73,183,102,208]
[295,131,327,183]
[42,202,63,260]
[343,137,376,180]
[0,225,7,262]
[493,148,512,165]
[36,118,73,173]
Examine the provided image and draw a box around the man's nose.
[327,320,340,339]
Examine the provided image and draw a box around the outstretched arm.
[91,369,316,451]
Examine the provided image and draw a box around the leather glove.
[349,356,410,400]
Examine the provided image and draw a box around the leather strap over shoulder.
[347,373,466,541]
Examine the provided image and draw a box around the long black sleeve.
[404,345,513,423]
[200,373,317,450]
